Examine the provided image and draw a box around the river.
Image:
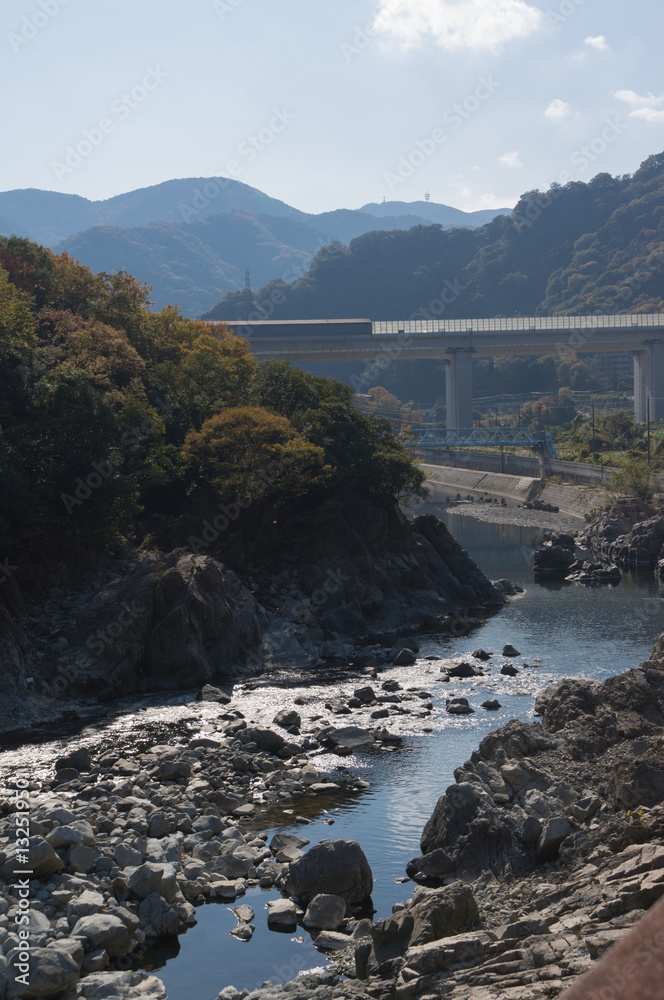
[3,507,663,997]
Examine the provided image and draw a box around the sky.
[1,0,663,215]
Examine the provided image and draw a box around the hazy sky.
[2,0,663,214]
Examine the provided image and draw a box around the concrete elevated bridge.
[222,314,664,426]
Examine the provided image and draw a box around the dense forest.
[206,153,664,404]
[0,237,423,570]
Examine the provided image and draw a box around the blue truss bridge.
[417,427,558,459]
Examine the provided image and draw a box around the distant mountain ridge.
[0,178,513,315]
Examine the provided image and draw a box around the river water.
[4,508,664,997]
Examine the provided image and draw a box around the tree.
[611,456,658,500]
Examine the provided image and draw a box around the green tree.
[611,456,658,499]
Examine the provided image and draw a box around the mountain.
[0,178,513,316]
[56,212,323,316]
[205,153,664,324]
[0,178,304,247]
[359,200,513,228]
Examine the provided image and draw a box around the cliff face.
[579,495,664,569]
[0,501,504,732]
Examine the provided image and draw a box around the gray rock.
[446,698,474,715]
[313,930,350,950]
[446,662,483,678]
[76,970,167,998]
[353,686,376,704]
[303,894,346,930]
[68,890,105,920]
[394,649,416,666]
[6,943,80,998]
[286,839,373,904]
[243,726,286,755]
[128,863,164,899]
[138,893,180,936]
[47,820,96,849]
[322,726,375,752]
[502,644,521,657]
[114,844,143,869]
[538,817,573,862]
[70,844,96,873]
[147,812,171,839]
[406,849,456,880]
[73,914,131,957]
[266,899,298,930]
[270,833,310,856]
[55,748,92,772]
[198,684,231,704]
[0,837,63,880]
[273,709,301,729]
[481,699,501,711]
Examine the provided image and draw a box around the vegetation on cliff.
[0,236,425,567]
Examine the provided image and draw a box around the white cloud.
[613,89,663,107]
[585,35,611,52]
[630,107,664,123]
[499,150,523,168]
[544,99,571,120]
[372,0,544,53]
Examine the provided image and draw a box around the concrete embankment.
[422,463,610,520]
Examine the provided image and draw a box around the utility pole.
[592,403,596,465]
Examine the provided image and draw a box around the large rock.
[56,551,261,700]
[138,893,180,936]
[243,726,286,755]
[6,943,81,998]
[73,914,131,957]
[368,884,479,971]
[321,727,375,752]
[303,894,347,930]
[0,836,63,880]
[286,839,373,904]
[76,971,167,998]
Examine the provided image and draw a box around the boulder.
[198,684,231,704]
[371,884,479,967]
[6,943,80,998]
[353,686,376,704]
[73,914,131,957]
[472,648,492,661]
[303,894,347,930]
[243,726,286,755]
[138,893,180,936]
[322,726,375,752]
[273,709,301,729]
[55,747,92,772]
[501,663,519,677]
[76,970,167,998]
[481,700,501,711]
[270,832,310,856]
[394,649,416,666]
[267,899,298,930]
[128,863,164,899]
[0,836,63,880]
[47,820,96,849]
[446,698,474,715]
[405,849,456,881]
[502,644,521,657]
[446,662,483,678]
[286,839,373,904]
[538,817,573,862]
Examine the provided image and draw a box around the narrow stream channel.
[3,507,663,997]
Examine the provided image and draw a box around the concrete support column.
[633,351,648,423]
[445,348,474,428]
[649,340,664,422]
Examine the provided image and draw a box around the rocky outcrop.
[0,498,509,731]
[415,656,664,883]
[579,495,664,568]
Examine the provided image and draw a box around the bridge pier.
[445,348,474,427]
[633,341,664,422]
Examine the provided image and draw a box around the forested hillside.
[0,237,423,568]
[208,152,664,323]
